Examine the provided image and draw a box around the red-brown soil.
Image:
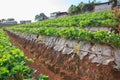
[5,30,120,80]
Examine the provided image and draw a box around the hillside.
[4,10,120,80]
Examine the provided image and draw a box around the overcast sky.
[0,0,108,22]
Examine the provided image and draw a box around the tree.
[78,2,85,13]
[68,5,79,15]
[109,0,117,8]
[1,19,6,22]
[35,13,48,21]
[84,1,94,12]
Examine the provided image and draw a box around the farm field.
[1,10,120,80]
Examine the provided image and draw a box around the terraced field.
[1,10,120,80]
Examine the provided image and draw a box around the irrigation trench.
[5,30,120,80]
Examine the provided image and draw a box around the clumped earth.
[6,30,120,80]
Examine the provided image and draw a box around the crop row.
[0,29,34,80]
[9,27,120,48]
[11,10,119,28]
[0,29,48,80]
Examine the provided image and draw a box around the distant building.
[94,1,113,12]
[118,5,120,9]
[118,0,120,4]
[0,18,17,26]
[20,20,31,24]
[4,18,17,25]
[117,1,120,9]
[50,11,68,18]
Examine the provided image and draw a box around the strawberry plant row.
[9,27,120,48]
[0,29,48,80]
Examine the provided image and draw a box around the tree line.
[68,0,120,15]
[68,1,95,15]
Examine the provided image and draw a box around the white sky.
[0,0,107,22]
